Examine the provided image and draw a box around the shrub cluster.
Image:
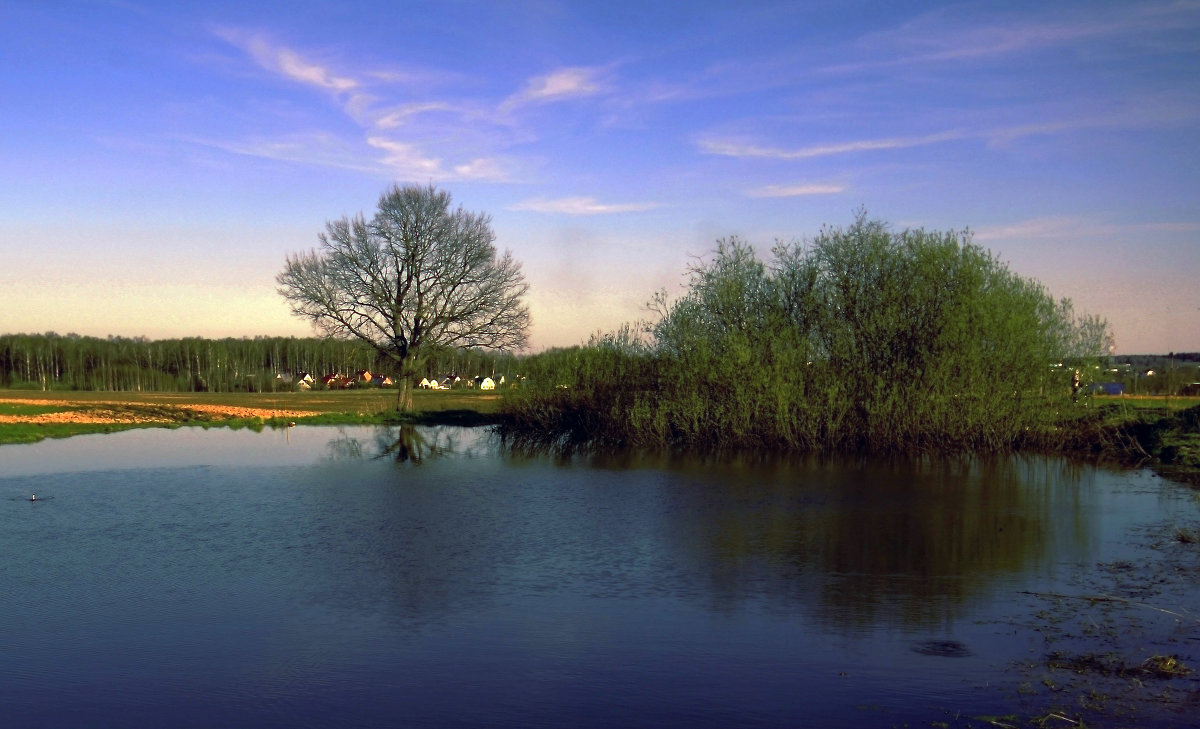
[502,213,1111,454]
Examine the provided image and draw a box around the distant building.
[322,374,354,389]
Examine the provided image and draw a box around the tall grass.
[502,213,1111,454]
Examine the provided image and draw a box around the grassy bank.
[1058,396,1200,479]
[4,389,1198,483]
[0,389,503,445]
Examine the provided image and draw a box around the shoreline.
[1,391,1196,484]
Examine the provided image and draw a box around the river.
[2,425,1197,727]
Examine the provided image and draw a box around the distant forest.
[0,332,1195,395]
[0,333,515,392]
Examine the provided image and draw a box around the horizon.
[0,330,1198,362]
[2,1,1198,354]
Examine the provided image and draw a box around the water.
[2,426,1197,727]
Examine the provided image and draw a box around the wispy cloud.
[210,28,520,182]
[451,157,512,181]
[701,100,1199,162]
[746,183,845,198]
[509,196,659,215]
[699,130,968,160]
[185,132,382,175]
[974,215,1200,241]
[272,46,357,91]
[365,137,445,177]
[832,1,1200,73]
[502,66,610,111]
[366,137,512,182]
[372,102,454,129]
[215,28,358,93]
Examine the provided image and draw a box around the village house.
[322,373,354,389]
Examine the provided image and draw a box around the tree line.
[0,333,512,393]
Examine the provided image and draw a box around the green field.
[0,389,503,445]
[0,388,501,414]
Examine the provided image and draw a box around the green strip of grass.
[0,389,504,446]
[0,422,175,445]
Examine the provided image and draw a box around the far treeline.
[500,213,1129,454]
[0,333,515,393]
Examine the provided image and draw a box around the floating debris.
[1142,654,1191,678]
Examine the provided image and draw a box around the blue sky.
[2,0,1197,353]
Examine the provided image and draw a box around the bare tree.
[277,184,530,410]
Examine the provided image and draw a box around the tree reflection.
[374,425,440,464]
[372,425,492,464]
[319,425,494,465]
[310,433,1101,635]
[322,429,365,461]
[660,454,1094,630]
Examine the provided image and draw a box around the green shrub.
[503,213,1111,454]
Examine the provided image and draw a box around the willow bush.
[502,213,1111,454]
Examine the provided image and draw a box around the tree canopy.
[278,184,530,409]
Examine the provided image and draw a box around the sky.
[1,0,1198,354]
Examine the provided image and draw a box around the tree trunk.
[397,353,417,411]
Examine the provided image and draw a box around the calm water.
[2,425,1197,727]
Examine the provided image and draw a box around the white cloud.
[509,196,659,215]
[272,46,357,91]
[365,138,513,182]
[216,29,358,93]
[366,137,446,177]
[210,28,517,183]
[452,157,512,181]
[746,183,846,197]
[502,66,609,110]
[373,102,454,129]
